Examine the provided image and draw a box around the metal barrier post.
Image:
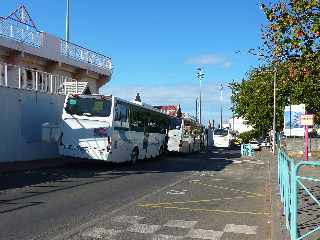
[290,160,298,240]
[278,149,320,240]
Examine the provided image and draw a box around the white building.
[0,6,113,162]
[228,117,253,134]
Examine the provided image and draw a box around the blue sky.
[1,0,268,126]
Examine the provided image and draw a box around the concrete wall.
[0,86,65,162]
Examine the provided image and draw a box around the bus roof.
[67,94,172,118]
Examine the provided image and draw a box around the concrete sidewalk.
[257,150,290,240]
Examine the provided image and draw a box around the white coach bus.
[167,115,202,153]
[59,94,170,163]
[213,128,233,148]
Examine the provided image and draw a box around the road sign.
[300,114,314,161]
[300,114,314,126]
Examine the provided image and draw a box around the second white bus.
[167,116,202,153]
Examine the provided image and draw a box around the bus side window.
[129,106,144,132]
[115,102,129,128]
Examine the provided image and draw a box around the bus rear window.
[170,117,182,130]
[65,97,112,117]
[214,129,228,136]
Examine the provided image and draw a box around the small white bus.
[167,116,202,153]
[59,94,170,163]
[213,128,233,148]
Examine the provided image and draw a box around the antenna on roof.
[134,93,141,102]
[4,5,38,30]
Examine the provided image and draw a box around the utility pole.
[65,0,70,42]
[220,84,223,129]
[272,65,277,155]
[196,68,204,125]
[231,80,235,131]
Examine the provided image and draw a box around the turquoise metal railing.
[241,144,254,157]
[278,149,320,240]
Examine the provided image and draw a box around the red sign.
[300,114,314,126]
[154,105,178,117]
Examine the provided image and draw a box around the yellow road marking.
[139,195,261,207]
[192,182,265,197]
[137,205,271,216]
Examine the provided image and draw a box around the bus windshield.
[214,129,228,136]
[65,96,112,117]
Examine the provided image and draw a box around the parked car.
[249,140,261,150]
[260,141,271,149]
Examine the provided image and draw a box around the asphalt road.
[0,148,271,240]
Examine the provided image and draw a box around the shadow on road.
[0,148,240,195]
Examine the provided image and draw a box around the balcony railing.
[0,62,88,95]
[0,17,41,48]
[0,17,112,72]
[60,40,112,71]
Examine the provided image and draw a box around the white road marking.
[166,189,188,195]
[232,160,242,164]
[242,159,265,165]
[186,229,223,240]
[52,173,198,240]
[243,159,252,162]
[211,178,223,181]
[112,215,145,224]
[127,223,161,234]
[81,227,121,239]
[224,224,257,235]
[190,179,201,182]
[164,220,198,229]
[152,234,184,240]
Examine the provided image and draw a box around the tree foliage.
[260,0,320,62]
[231,0,320,135]
[239,130,261,143]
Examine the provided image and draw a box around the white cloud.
[184,54,232,68]
[222,61,232,69]
[102,83,232,124]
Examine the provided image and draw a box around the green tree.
[231,0,320,134]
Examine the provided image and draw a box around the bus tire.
[131,147,139,164]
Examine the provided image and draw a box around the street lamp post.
[196,68,204,125]
[195,97,198,123]
[65,0,70,42]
